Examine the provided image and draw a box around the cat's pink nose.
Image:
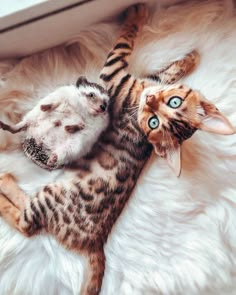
[146,95,155,106]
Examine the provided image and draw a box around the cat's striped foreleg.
[145,50,200,84]
[99,4,148,93]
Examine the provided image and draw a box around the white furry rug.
[0,1,236,294]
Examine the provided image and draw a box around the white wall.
[0,0,141,58]
[0,0,47,17]
[0,0,185,59]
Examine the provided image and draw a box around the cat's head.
[138,84,235,176]
[76,76,109,116]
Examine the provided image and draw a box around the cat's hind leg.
[0,193,22,232]
[0,192,41,237]
[0,173,44,236]
[0,175,106,295]
[0,173,27,209]
[0,173,69,238]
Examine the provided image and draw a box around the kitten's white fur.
[0,1,236,295]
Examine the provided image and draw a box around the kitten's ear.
[153,144,182,177]
[76,76,88,88]
[198,101,235,135]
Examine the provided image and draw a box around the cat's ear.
[166,145,181,177]
[198,101,235,135]
[76,76,88,88]
[153,144,182,177]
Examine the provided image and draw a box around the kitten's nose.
[146,95,155,107]
[100,102,107,112]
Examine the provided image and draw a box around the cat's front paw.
[187,50,200,71]
[124,3,149,26]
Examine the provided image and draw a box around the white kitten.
[0,77,110,169]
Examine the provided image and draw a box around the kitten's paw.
[125,3,149,26]
[181,50,200,75]
[0,192,12,216]
[0,173,15,184]
[0,173,16,194]
[188,50,200,69]
[47,153,58,166]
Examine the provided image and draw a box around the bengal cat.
[0,4,234,295]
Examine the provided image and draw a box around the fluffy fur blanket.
[0,1,235,294]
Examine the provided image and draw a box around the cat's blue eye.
[148,116,159,129]
[167,96,182,108]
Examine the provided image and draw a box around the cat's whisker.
[128,107,139,114]
[126,113,139,121]
[125,110,139,122]
[124,105,139,111]
[128,111,138,120]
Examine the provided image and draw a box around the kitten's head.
[76,76,109,116]
[138,84,235,176]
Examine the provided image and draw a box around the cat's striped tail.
[81,249,105,295]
